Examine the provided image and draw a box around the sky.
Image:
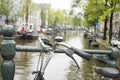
[33,0,72,10]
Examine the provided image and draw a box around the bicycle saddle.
[55,36,64,42]
[95,67,120,78]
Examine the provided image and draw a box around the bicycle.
[32,36,92,80]
[32,36,120,80]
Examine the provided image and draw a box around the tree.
[82,0,104,35]
[0,0,15,24]
[71,0,120,42]
[47,5,54,26]
[53,9,64,26]
[41,9,47,26]
[99,0,120,41]
[64,10,73,26]
[106,0,120,43]
[19,0,38,25]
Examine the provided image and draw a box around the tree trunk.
[5,19,9,25]
[109,12,113,44]
[4,16,9,24]
[25,15,28,25]
[103,18,108,40]
[25,0,29,25]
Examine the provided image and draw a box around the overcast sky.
[33,0,72,10]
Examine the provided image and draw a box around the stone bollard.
[1,25,15,80]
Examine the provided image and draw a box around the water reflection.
[14,39,39,80]
[15,52,33,80]
[44,54,71,80]
[66,35,108,80]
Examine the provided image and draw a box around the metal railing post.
[1,25,16,80]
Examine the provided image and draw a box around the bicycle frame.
[33,38,54,80]
[33,36,92,79]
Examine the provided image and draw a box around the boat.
[15,26,38,39]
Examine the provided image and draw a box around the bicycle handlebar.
[38,38,48,48]
[38,37,92,60]
[71,47,91,60]
[54,42,91,60]
[38,38,53,49]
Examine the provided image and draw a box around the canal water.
[0,31,120,80]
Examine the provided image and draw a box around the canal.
[0,31,120,80]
